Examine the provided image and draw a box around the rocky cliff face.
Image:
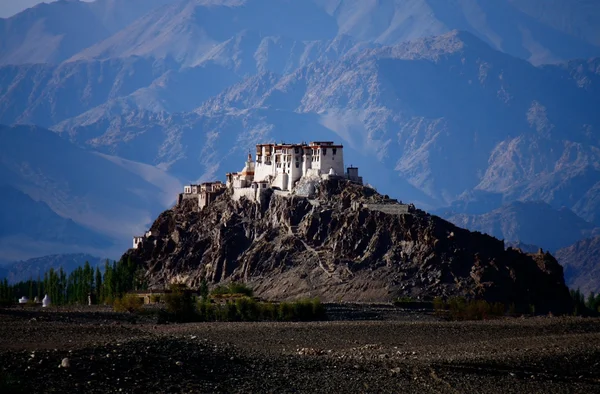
[125,179,572,314]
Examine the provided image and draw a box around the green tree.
[95,266,103,303]
[28,278,33,300]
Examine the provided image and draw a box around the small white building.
[133,236,144,249]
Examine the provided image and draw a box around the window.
[323,148,327,155]
[333,148,337,155]
[295,162,299,168]
[294,147,299,154]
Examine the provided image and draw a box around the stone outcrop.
[125,179,573,314]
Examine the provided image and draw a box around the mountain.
[125,178,573,313]
[314,0,600,64]
[3,0,599,67]
[0,0,173,65]
[555,236,600,294]
[444,201,599,252]
[0,184,112,261]
[0,253,105,284]
[0,124,181,260]
[49,31,600,217]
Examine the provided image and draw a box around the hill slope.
[0,124,181,259]
[125,179,572,313]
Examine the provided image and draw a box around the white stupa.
[42,294,51,308]
[18,296,29,304]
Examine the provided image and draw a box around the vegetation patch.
[433,297,506,320]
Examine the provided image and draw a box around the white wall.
[232,188,257,202]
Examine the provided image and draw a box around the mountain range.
[0,253,105,284]
[1,0,599,291]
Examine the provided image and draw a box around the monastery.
[133,141,363,248]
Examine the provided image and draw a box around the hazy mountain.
[445,201,599,252]
[49,32,600,216]
[2,0,599,67]
[0,253,106,284]
[0,124,181,260]
[0,0,172,65]
[0,57,175,127]
[314,0,600,65]
[0,184,111,261]
[555,236,600,294]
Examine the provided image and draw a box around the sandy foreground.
[1,306,599,393]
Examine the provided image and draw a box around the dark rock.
[124,179,573,313]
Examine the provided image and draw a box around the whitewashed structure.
[178,181,227,209]
[42,294,51,307]
[227,141,358,194]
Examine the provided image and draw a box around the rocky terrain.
[1,306,599,393]
[126,179,572,314]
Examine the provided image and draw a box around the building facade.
[178,181,226,209]
[228,141,346,192]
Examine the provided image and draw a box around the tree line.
[0,257,146,306]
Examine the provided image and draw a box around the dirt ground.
[1,306,600,393]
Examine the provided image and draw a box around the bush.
[278,301,295,321]
[211,282,254,298]
[433,297,445,317]
[150,294,161,303]
[192,298,326,322]
[437,297,505,321]
[395,296,414,304]
[164,284,197,322]
[259,301,278,320]
[236,297,260,321]
[113,294,143,313]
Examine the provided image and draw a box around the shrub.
[443,297,505,321]
[150,295,161,304]
[259,301,278,320]
[199,279,209,301]
[164,285,197,322]
[278,301,295,321]
[236,297,260,321]
[211,282,253,298]
[395,296,414,304]
[433,297,445,316]
[113,294,143,313]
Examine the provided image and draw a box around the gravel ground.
[1,306,600,393]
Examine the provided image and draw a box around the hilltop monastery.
[133,141,363,248]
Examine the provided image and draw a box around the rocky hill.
[125,179,572,313]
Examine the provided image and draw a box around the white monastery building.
[227,141,359,192]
